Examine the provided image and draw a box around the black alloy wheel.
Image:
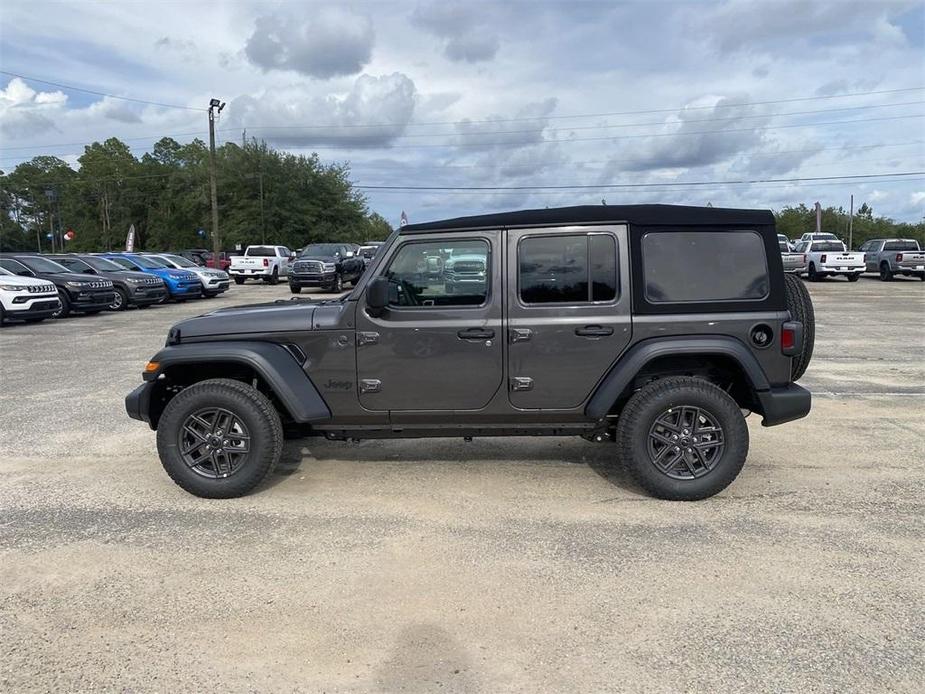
[110,287,127,311]
[178,407,251,479]
[646,406,725,480]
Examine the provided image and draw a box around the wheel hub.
[178,407,251,478]
[647,406,725,480]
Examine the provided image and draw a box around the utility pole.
[258,171,265,244]
[848,194,854,250]
[208,98,226,261]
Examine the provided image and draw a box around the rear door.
[506,225,632,410]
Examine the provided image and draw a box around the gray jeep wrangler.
[126,205,814,501]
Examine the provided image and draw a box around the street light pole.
[208,98,225,261]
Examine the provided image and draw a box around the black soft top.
[402,204,774,232]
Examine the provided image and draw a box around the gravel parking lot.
[1,276,923,692]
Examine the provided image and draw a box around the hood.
[170,299,324,339]
[0,274,56,289]
[109,270,162,283]
[37,272,99,284]
[296,254,339,263]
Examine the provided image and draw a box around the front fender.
[140,341,331,424]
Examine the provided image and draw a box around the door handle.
[457,328,495,340]
[575,325,613,337]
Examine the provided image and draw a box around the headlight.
[66,281,88,288]
[323,263,336,272]
[124,277,145,284]
[0,284,27,291]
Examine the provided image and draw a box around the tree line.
[1,136,923,252]
[0,137,393,253]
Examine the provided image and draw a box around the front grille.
[144,277,161,286]
[296,261,324,273]
[86,280,112,289]
[450,261,485,273]
[26,284,56,294]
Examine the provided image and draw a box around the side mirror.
[366,276,389,317]
[346,251,355,257]
[84,268,97,274]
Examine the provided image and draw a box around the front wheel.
[110,287,128,311]
[329,274,344,293]
[615,377,748,501]
[156,379,283,498]
[52,291,70,318]
[289,285,302,294]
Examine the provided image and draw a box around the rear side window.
[884,241,919,251]
[519,233,618,304]
[642,231,768,303]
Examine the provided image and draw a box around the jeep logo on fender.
[323,379,352,390]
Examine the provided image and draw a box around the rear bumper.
[756,384,811,427]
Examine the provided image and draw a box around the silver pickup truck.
[779,239,807,274]
[858,238,925,281]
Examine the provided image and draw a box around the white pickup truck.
[794,240,865,282]
[228,245,294,285]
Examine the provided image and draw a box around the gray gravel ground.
[1,275,923,693]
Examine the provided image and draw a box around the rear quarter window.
[642,230,769,303]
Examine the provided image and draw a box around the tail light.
[801,254,806,264]
[263,258,269,267]
[820,254,827,263]
[781,321,801,356]
[896,253,903,262]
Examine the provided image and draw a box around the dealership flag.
[64,228,75,241]
[400,210,408,227]
[125,224,135,251]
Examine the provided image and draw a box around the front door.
[355,231,503,411]
[506,225,632,410]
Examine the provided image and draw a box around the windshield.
[129,255,169,269]
[247,246,276,257]
[15,256,73,273]
[884,241,920,251]
[301,244,342,257]
[81,256,125,272]
[49,256,93,272]
[163,254,197,267]
[812,242,847,252]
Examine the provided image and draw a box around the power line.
[239,85,925,130]
[0,70,204,112]
[353,171,925,192]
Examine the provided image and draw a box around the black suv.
[126,205,813,501]
[0,254,115,318]
[46,254,167,310]
[289,243,366,293]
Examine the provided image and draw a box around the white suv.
[0,266,61,325]
[145,253,231,298]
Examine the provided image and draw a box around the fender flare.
[585,336,770,420]
[145,341,331,423]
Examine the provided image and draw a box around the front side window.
[108,257,138,270]
[0,258,32,275]
[519,233,618,304]
[643,230,769,303]
[384,239,489,307]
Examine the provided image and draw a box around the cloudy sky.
[1,0,923,225]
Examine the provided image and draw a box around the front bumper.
[167,281,202,298]
[125,382,155,428]
[203,280,230,295]
[756,384,811,427]
[3,296,61,319]
[72,290,116,310]
[130,285,168,305]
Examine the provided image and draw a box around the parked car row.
[778,238,924,282]
[0,250,231,326]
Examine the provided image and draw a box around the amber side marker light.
[144,361,160,373]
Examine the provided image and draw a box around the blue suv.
[102,253,202,301]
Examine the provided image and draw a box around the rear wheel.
[847,273,860,282]
[879,262,893,281]
[807,263,821,281]
[784,273,815,380]
[156,379,283,499]
[234,276,245,285]
[269,267,279,285]
[615,377,748,501]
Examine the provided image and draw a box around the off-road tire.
[616,377,748,501]
[290,285,302,294]
[52,291,70,318]
[110,287,128,311]
[156,378,283,499]
[269,268,280,285]
[234,276,245,285]
[783,274,814,380]
[879,262,893,281]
